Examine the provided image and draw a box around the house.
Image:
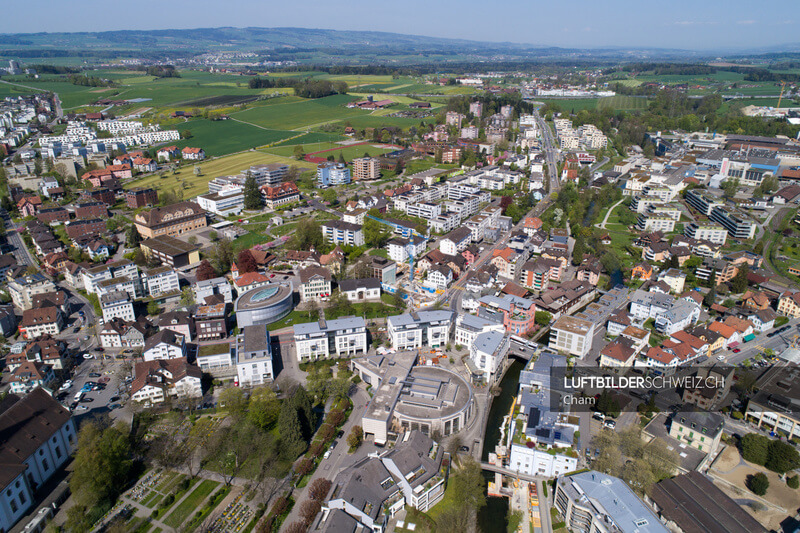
[606,311,632,337]
[426,265,453,291]
[681,365,734,411]
[440,227,472,255]
[130,358,202,404]
[778,291,800,318]
[549,316,595,358]
[132,157,157,173]
[235,325,275,386]
[708,322,740,349]
[469,330,509,384]
[387,310,453,350]
[478,294,537,335]
[126,187,159,208]
[17,196,42,217]
[599,337,637,369]
[100,291,135,323]
[741,290,770,311]
[156,146,180,161]
[143,329,187,361]
[181,147,205,160]
[194,277,233,304]
[654,300,701,335]
[18,307,63,340]
[299,267,332,302]
[658,268,686,294]
[9,361,56,395]
[261,182,300,209]
[748,308,776,333]
[233,271,271,291]
[668,409,724,454]
[0,389,77,533]
[338,278,381,301]
[158,310,194,342]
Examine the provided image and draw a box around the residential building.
[18,307,63,340]
[159,310,194,342]
[685,189,724,216]
[685,222,727,245]
[554,471,667,533]
[143,329,186,361]
[478,294,537,336]
[454,314,505,350]
[235,325,275,386]
[246,163,288,187]
[339,278,381,301]
[299,266,332,302]
[549,316,595,358]
[261,182,300,209]
[321,220,364,246]
[658,268,686,294]
[194,277,233,304]
[387,310,453,350]
[352,157,380,180]
[8,274,57,310]
[668,409,724,454]
[468,330,509,384]
[709,205,757,240]
[130,358,202,404]
[440,227,472,255]
[181,147,205,160]
[100,291,135,323]
[778,291,800,318]
[317,162,351,187]
[143,266,180,297]
[194,303,228,341]
[599,337,638,369]
[196,186,244,216]
[293,316,368,361]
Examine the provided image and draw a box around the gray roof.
[239,325,272,358]
[443,226,472,243]
[338,278,381,292]
[672,409,724,438]
[293,316,366,336]
[560,471,668,533]
[473,330,506,355]
[479,293,535,312]
[457,313,502,333]
[387,310,453,329]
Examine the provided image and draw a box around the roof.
[551,315,594,335]
[298,266,332,284]
[20,306,60,327]
[234,271,270,287]
[672,409,724,437]
[443,226,472,243]
[144,329,184,352]
[140,235,199,257]
[0,388,72,488]
[131,357,202,395]
[338,278,381,292]
[135,201,205,227]
[601,337,636,362]
[294,316,366,336]
[709,321,737,339]
[651,471,767,533]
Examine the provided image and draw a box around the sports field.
[124,151,314,198]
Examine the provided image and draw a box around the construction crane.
[366,214,430,274]
[777,81,787,109]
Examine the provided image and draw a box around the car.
[595,448,601,457]
[585,448,592,458]
[79,397,94,403]
[58,383,70,392]
[88,372,101,378]
[337,430,344,438]
[83,353,94,359]
[604,419,616,429]
[76,405,88,411]
[270,274,275,278]
[717,354,726,361]
[109,403,121,410]
[592,412,605,422]
[323,449,332,460]
[110,396,121,402]
[733,348,741,353]
[459,445,470,452]
[93,347,103,352]
[70,402,79,410]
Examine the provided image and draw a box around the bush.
[747,472,769,496]
[788,475,799,489]
[741,433,770,466]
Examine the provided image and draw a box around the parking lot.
[54,357,129,417]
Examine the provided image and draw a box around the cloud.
[737,20,757,25]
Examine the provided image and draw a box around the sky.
[1,0,798,51]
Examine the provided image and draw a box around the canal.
[478,358,525,532]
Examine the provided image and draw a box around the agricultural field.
[173,119,296,157]
[232,94,360,130]
[264,141,398,160]
[124,150,314,198]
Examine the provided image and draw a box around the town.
[0,22,799,533]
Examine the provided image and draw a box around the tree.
[278,399,307,459]
[196,259,216,281]
[788,475,799,489]
[248,386,281,430]
[237,249,258,274]
[450,458,487,511]
[621,458,656,495]
[572,236,586,266]
[284,523,307,533]
[147,301,160,316]
[393,288,407,309]
[703,286,717,307]
[347,426,363,450]
[219,387,248,420]
[293,145,305,159]
[125,224,141,247]
[766,440,800,474]
[595,390,621,417]
[70,422,133,509]
[292,219,323,251]
[181,130,193,139]
[180,287,195,307]
[741,433,770,466]
[722,177,740,199]
[534,311,552,327]
[731,264,749,293]
[308,478,332,502]
[299,499,322,525]
[600,251,622,274]
[747,472,769,496]
[243,174,262,210]
[212,238,235,273]
[363,216,390,248]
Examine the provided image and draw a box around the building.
[317,162,351,187]
[778,291,800,318]
[181,147,205,160]
[387,310,453,350]
[8,274,57,310]
[353,351,474,445]
[478,294,537,336]
[321,220,364,246]
[130,358,202,404]
[317,431,447,533]
[134,201,207,239]
[554,471,667,533]
[235,325,275,386]
[440,227,472,255]
[549,316,595,358]
[298,267,332,302]
[140,236,201,268]
[709,205,757,240]
[685,222,727,245]
[0,389,77,533]
[338,278,381,301]
[261,182,300,209]
[18,307,63,340]
[454,314,505,350]
[143,266,180,297]
[650,471,767,533]
[143,329,187,361]
[599,337,637,369]
[246,163,288,187]
[234,282,294,328]
[294,316,368,361]
[194,277,233,304]
[64,218,106,239]
[195,343,234,374]
[100,291,135,323]
[196,187,244,216]
[468,330,509,384]
[668,409,724,454]
[194,303,228,341]
[352,157,380,180]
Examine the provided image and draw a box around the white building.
[293,316,368,361]
[549,316,595,358]
[321,220,364,246]
[469,331,509,383]
[130,358,202,404]
[100,291,135,323]
[235,325,275,386]
[196,186,244,217]
[439,227,472,255]
[143,330,186,361]
[143,266,180,298]
[454,314,505,349]
[388,310,453,350]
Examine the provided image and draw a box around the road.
[535,109,561,194]
[590,156,610,173]
[0,208,35,266]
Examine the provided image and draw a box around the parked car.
[717,354,726,361]
[733,348,741,353]
[604,419,617,429]
[459,445,470,452]
[592,412,605,422]
[83,353,94,359]
[323,449,332,460]
[88,372,101,378]
[110,396,120,403]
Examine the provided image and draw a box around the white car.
[83,353,94,359]
[323,449,332,460]
[604,419,617,429]
[717,354,726,361]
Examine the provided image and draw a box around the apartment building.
[19,307,63,339]
[685,222,727,245]
[709,205,757,240]
[454,314,505,350]
[235,325,275,386]
[131,358,202,404]
[143,330,187,361]
[549,316,595,358]
[440,227,472,255]
[685,189,724,216]
[261,182,300,209]
[196,186,244,216]
[321,220,364,246]
[8,274,57,310]
[298,266,332,301]
[100,291,135,323]
[387,310,453,350]
[142,266,180,297]
[407,201,442,220]
[317,162,351,187]
[293,316,368,361]
[668,410,724,454]
[246,163,288,187]
[352,157,380,180]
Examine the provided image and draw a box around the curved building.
[234,282,294,328]
[353,351,475,445]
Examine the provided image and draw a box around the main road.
[535,109,561,194]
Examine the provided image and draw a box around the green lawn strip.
[159,473,185,494]
[182,484,231,532]
[140,491,161,508]
[155,477,198,519]
[163,479,220,529]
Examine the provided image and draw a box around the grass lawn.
[597,95,649,111]
[265,141,397,160]
[232,230,273,252]
[163,480,220,529]
[173,119,296,157]
[267,309,321,331]
[270,222,298,237]
[155,472,181,493]
[124,151,314,198]
[233,94,359,130]
[369,248,389,259]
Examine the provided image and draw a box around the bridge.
[480,462,541,484]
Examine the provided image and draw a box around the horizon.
[1,0,799,51]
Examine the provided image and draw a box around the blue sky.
[1,0,797,50]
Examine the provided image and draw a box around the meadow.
[173,119,297,157]
[124,150,314,198]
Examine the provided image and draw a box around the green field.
[597,95,649,111]
[269,131,347,148]
[174,119,296,157]
[124,150,314,198]
[233,94,359,130]
[264,141,397,160]
[163,479,219,529]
